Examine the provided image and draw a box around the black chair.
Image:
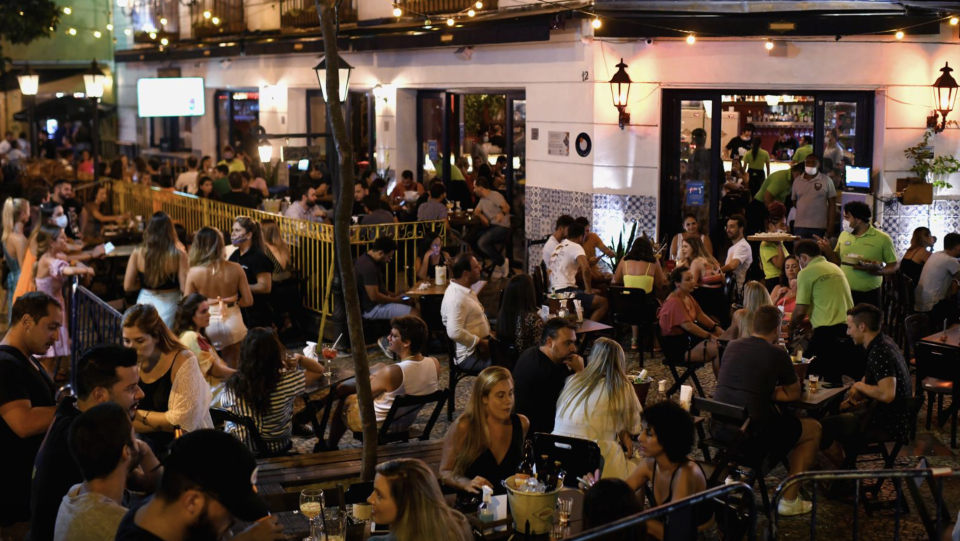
[446,336,489,420]
[607,286,654,364]
[490,336,520,371]
[351,389,449,445]
[656,325,708,398]
[210,407,293,458]
[532,265,546,305]
[419,294,445,355]
[915,341,958,448]
[903,313,929,394]
[533,433,602,489]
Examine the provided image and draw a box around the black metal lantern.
[930,62,958,133]
[610,58,632,130]
[313,55,353,103]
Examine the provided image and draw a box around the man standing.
[0,293,62,535]
[541,215,574,268]
[468,178,511,279]
[512,318,583,435]
[792,135,815,165]
[720,214,753,297]
[441,254,492,371]
[790,240,856,383]
[816,201,898,308]
[30,344,156,541]
[114,430,284,541]
[820,304,912,467]
[791,154,836,239]
[283,183,326,222]
[756,163,803,206]
[51,179,84,241]
[914,232,960,328]
[725,123,755,160]
[174,156,200,194]
[356,236,417,321]
[713,306,821,516]
[772,129,799,160]
[546,223,608,322]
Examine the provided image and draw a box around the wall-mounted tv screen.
[137,77,205,117]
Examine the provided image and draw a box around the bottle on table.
[478,486,494,524]
[516,440,535,485]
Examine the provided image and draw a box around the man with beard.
[283,183,326,222]
[512,318,584,435]
[50,179,84,241]
[30,344,156,541]
[115,430,284,541]
[0,292,62,537]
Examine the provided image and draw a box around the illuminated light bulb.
[160,17,168,25]
[592,18,601,29]
[124,28,132,36]
[149,31,157,39]
[476,1,483,8]
[212,16,220,25]
[68,28,77,35]
[63,7,72,14]
[160,37,169,45]
[424,19,432,28]
[19,11,24,16]
[203,10,211,19]
[447,18,454,26]
[952,17,959,25]
[468,9,475,17]
[895,30,904,39]
[764,39,774,50]
[106,23,113,30]
[686,33,696,44]
[94,30,102,38]
[393,5,401,17]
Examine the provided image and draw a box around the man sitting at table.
[914,232,960,329]
[284,183,327,223]
[219,172,260,210]
[819,304,912,467]
[441,254,492,372]
[467,177,511,280]
[361,194,398,226]
[327,316,440,449]
[418,182,449,222]
[356,236,418,323]
[512,318,583,435]
[546,222,609,322]
[789,239,856,384]
[542,214,574,268]
[713,305,822,516]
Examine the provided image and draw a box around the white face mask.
[54,215,68,229]
[805,166,818,176]
[842,219,854,234]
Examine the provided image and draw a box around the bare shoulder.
[518,414,530,435]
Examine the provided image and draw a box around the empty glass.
[323,507,345,541]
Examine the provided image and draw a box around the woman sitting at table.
[759,202,789,292]
[900,226,934,285]
[369,459,473,541]
[415,233,453,282]
[123,303,213,450]
[440,366,529,498]
[497,274,543,354]
[82,184,129,241]
[553,337,643,480]
[771,255,801,321]
[582,401,715,540]
[723,281,772,341]
[659,266,722,372]
[124,212,188,328]
[222,327,323,454]
[614,237,666,350]
[669,213,713,262]
[681,237,726,325]
[172,293,236,405]
[184,227,252,368]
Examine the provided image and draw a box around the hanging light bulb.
[764,39,774,50]
[68,28,77,35]
[203,10,211,19]
[686,33,696,44]
[211,16,220,25]
[94,30,102,38]
[160,37,169,45]
[106,23,113,31]
[447,17,455,26]
[392,5,402,17]
[149,31,157,39]
[160,17,168,26]
[895,30,904,39]
[124,28,132,36]
[476,1,483,8]
[63,7,72,14]
[424,18,432,28]
[592,18,601,29]
[951,16,959,25]
[467,9,475,17]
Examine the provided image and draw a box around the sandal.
[630,338,639,351]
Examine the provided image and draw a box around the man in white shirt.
[174,156,200,194]
[720,214,753,298]
[284,183,326,222]
[468,178,511,279]
[0,131,13,156]
[541,214,574,268]
[546,222,608,322]
[914,232,960,326]
[441,253,492,370]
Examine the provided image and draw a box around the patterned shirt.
[863,333,912,443]
[224,369,306,454]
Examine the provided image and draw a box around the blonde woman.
[3,198,29,322]
[683,236,726,324]
[723,281,773,341]
[369,459,473,541]
[184,227,252,368]
[123,212,188,327]
[553,337,643,480]
[262,219,295,332]
[123,304,213,449]
[440,366,530,496]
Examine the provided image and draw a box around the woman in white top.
[553,337,643,480]
[172,293,237,406]
[669,214,713,262]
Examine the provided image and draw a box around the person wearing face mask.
[759,202,790,292]
[217,144,246,174]
[50,180,84,241]
[724,123,754,160]
[283,183,326,222]
[790,154,837,239]
[789,240,857,384]
[228,217,274,329]
[814,201,898,308]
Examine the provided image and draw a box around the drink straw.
[332,333,344,350]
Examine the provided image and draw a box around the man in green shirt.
[755,163,803,205]
[212,164,231,197]
[791,239,858,383]
[792,135,814,164]
[815,201,898,308]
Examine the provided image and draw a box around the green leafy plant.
[929,155,960,189]
[903,129,960,189]
[609,221,638,270]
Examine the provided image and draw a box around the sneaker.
[377,335,393,359]
[777,496,813,516]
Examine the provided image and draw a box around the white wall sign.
[548,131,569,156]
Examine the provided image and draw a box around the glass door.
[417,92,447,187]
[817,93,872,190]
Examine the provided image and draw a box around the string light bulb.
[106,23,113,31]
[895,30,904,39]
[686,33,696,44]
[124,28,132,36]
[764,39,774,50]
[424,19,432,28]
[203,10,211,19]
[392,5,402,17]
[476,1,483,9]
[447,17,454,26]
[94,30,102,38]
[160,37,169,45]
[68,28,77,35]
[63,7,72,14]
[951,16,959,25]
[467,9,475,17]
[592,18,601,29]
[211,16,220,25]
[149,31,157,39]
[160,17,168,26]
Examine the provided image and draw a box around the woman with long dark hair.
[496,274,543,352]
[124,212,188,327]
[172,293,236,405]
[900,226,934,285]
[614,237,666,350]
[228,216,273,328]
[415,233,453,281]
[659,266,722,371]
[742,136,770,194]
[261,219,298,333]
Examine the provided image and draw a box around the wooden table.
[782,382,850,417]
[918,325,960,447]
[920,324,960,348]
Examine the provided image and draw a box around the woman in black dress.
[900,226,934,286]
[439,366,529,499]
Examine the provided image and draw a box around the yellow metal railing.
[109,182,446,327]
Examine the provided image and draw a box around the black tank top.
[464,413,523,496]
[138,352,180,450]
[646,460,713,527]
[899,253,924,286]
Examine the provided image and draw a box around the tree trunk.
[315,0,378,481]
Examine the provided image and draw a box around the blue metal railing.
[69,282,124,384]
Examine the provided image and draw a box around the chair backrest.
[533,433,602,488]
[532,266,545,304]
[379,389,450,442]
[210,407,270,456]
[903,313,929,362]
[692,396,751,447]
[490,336,520,371]
[915,340,959,382]
[607,286,649,322]
[419,294,444,331]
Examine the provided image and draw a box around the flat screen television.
[137,78,205,117]
[845,165,871,191]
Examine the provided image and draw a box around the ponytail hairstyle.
[233,216,264,253]
[750,136,762,161]
[2,198,28,245]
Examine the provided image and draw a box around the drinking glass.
[557,497,572,526]
[808,374,820,393]
[322,345,337,362]
[323,507,345,541]
[300,488,324,541]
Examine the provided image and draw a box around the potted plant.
[630,369,653,407]
[903,129,960,190]
[608,221,638,270]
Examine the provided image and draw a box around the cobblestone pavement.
[293,342,959,540]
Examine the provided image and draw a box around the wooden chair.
[915,340,958,448]
[210,407,293,458]
[607,286,654,364]
[351,389,449,445]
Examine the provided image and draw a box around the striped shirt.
[223,369,306,454]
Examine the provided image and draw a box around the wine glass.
[300,488,324,541]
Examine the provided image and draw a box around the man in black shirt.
[512,318,583,436]
[355,236,415,320]
[51,179,84,240]
[0,293,62,531]
[115,430,282,541]
[712,305,821,516]
[724,123,755,160]
[820,304,913,466]
[220,172,260,209]
[29,344,158,541]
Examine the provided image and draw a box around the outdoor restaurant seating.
[210,406,295,458]
[915,340,959,447]
[350,389,449,445]
[656,325,709,398]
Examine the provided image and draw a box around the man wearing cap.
[114,430,284,541]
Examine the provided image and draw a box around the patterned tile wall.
[879,199,960,256]
[525,186,658,271]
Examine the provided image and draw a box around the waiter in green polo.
[755,163,804,206]
[815,201,898,308]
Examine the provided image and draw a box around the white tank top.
[373,357,440,427]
